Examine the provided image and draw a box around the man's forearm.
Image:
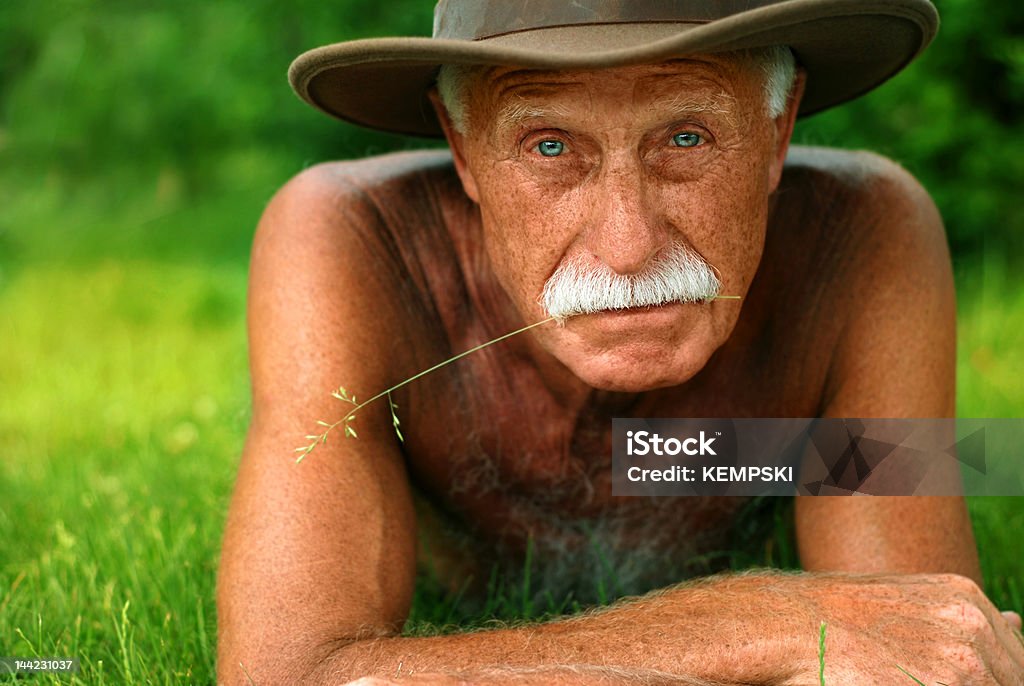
[307,571,806,685]
[296,570,1023,686]
[343,664,729,685]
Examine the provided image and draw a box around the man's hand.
[783,573,1024,685]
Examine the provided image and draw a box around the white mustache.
[541,243,721,321]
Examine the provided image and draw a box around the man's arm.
[268,572,1024,686]
[795,151,980,578]
[217,163,422,684]
[794,152,1024,681]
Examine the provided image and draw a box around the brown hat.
[289,0,939,137]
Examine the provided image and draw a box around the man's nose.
[583,161,668,275]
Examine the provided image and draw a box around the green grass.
[0,262,248,683]
[955,249,1024,419]
[955,252,1024,621]
[0,232,1021,684]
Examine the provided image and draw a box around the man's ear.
[768,68,807,193]
[428,88,481,204]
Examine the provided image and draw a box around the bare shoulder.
[775,145,951,294]
[255,149,455,247]
[782,145,943,239]
[778,148,955,416]
[245,149,459,413]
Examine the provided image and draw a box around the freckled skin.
[216,56,1023,686]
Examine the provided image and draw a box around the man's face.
[441,54,798,392]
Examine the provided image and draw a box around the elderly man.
[217,1,1024,683]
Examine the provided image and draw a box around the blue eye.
[537,140,565,157]
[672,132,703,148]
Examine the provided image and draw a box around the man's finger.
[987,609,1024,685]
[935,578,1024,682]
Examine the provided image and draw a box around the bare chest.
[400,300,830,599]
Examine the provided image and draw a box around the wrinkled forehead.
[485,53,752,90]
[473,54,762,123]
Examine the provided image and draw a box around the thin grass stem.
[818,621,827,686]
[344,315,557,419]
[296,316,557,460]
[298,295,742,459]
[895,665,926,685]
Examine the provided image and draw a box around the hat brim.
[289,0,938,137]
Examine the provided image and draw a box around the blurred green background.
[1,1,1021,683]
